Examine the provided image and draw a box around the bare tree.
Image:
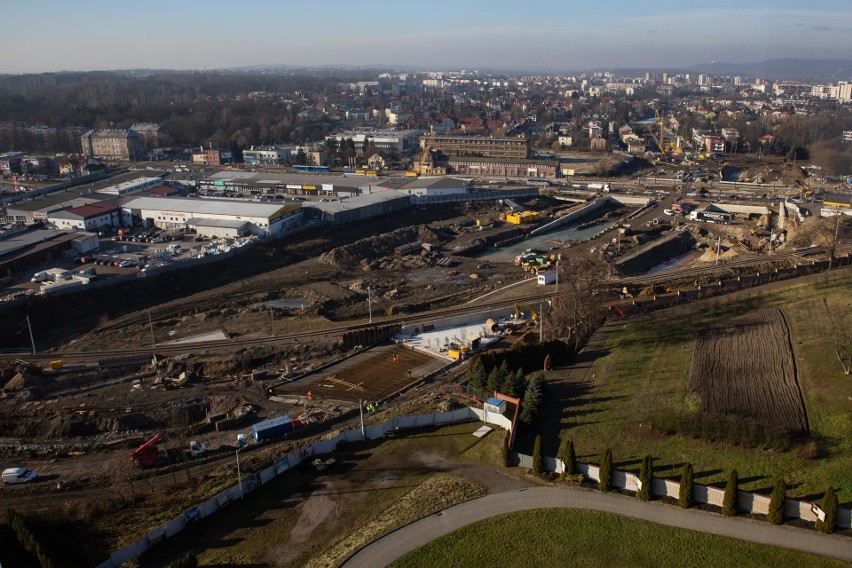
[824,298,852,375]
[550,254,609,351]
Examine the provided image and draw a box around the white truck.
[588,182,612,192]
[3,467,38,484]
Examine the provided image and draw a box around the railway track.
[3,248,845,364]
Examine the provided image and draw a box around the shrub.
[560,438,576,477]
[723,469,738,516]
[167,552,199,568]
[637,454,653,501]
[816,486,838,534]
[768,478,786,525]
[598,448,612,492]
[5,508,56,568]
[678,463,694,509]
[532,435,543,475]
[564,473,585,484]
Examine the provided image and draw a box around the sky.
[4,0,852,74]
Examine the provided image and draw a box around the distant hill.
[687,59,852,82]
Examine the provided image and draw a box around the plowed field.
[688,308,808,432]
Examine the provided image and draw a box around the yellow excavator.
[514,304,539,324]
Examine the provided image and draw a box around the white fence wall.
[95,408,848,568]
[515,452,849,529]
[94,406,482,568]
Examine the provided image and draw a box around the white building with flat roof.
[121,196,302,237]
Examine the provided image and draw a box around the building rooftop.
[123,196,298,218]
[50,202,117,220]
[306,189,410,215]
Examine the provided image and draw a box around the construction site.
[0,171,850,566]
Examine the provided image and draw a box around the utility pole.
[25,316,36,354]
[539,302,544,342]
[236,449,243,499]
[269,304,275,337]
[714,236,721,265]
[367,287,372,324]
[147,309,157,365]
[359,398,366,439]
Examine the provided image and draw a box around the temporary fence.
[93,406,507,568]
[512,451,851,530]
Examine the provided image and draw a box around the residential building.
[80,129,145,161]
[327,130,423,156]
[838,81,852,103]
[129,123,162,149]
[243,147,291,165]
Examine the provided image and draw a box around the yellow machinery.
[514,304,539,324]
[506,211,540,225]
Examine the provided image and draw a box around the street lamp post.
[236,449,243,498]
[367,286,372,324]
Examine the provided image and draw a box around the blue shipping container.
[252,415,293,443]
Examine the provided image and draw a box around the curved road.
[342,486,852,567]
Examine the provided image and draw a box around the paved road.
[342,486,852,567]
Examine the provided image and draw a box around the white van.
[2,467,38,484]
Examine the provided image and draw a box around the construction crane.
[655,110,666,158]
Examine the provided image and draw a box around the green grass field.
[390,509,847,568]
[561,271,852,504]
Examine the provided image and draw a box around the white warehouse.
[121,197,303,238]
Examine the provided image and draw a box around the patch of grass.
[390,509,847,568]
[564,272,852,503]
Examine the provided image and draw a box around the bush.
[598,449,612,492]
[167,552,199,568]
[532,435,543,475]
[768,478,786,525]
[5,508,56,568]
[678,463,694,509]
[560,438,576,477]
[816,486,837,534]
[637,455,653,501]
[723,469,738,516]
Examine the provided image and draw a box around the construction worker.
[307,390,313,401]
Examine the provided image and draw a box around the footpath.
[342,485,852,567]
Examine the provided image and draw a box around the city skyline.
[4,0,852,74]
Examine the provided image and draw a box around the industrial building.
[427,135,530,160]
[307,190,411,225]
[448,156,558,179]
[121,196,303,238]
[49,203,120,231]
[374,177,470,196]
